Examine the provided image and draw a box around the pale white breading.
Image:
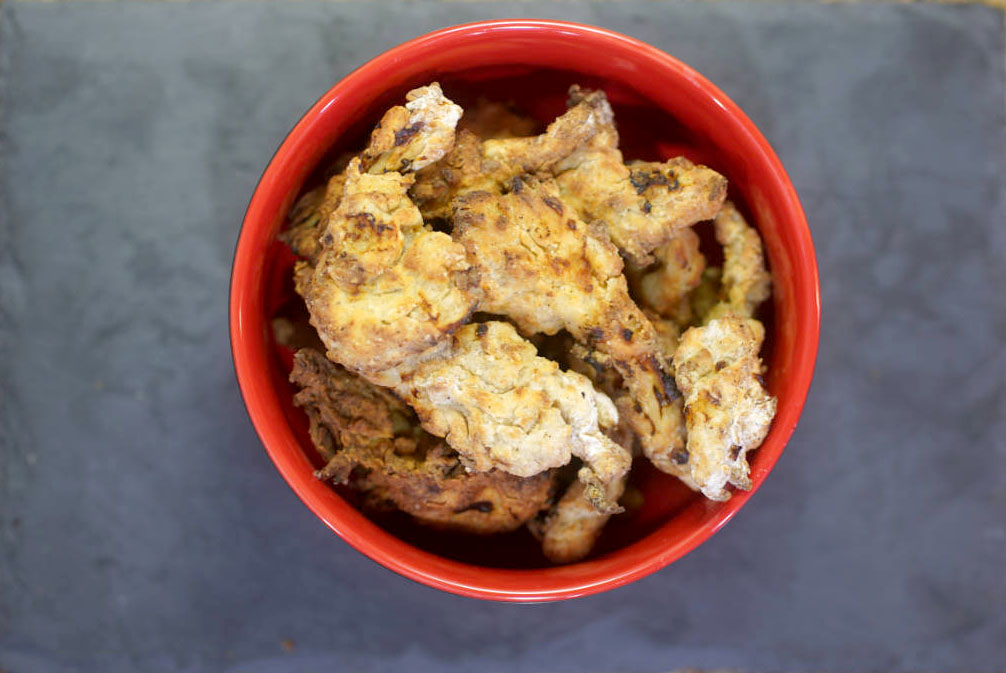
[673,317,777,501]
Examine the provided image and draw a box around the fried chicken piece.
[281,173,348,265]
[532,476,626,564]
[283,83,458,264]
[290,348,555,534]
[298,158,477,375]
[703,201,772,322]
[410,90,614,220]
[452,179,687,483]
[290,347,416,462]
[673,318,777,501]
[458,98,539,139]
[395,321,630,512]
[361,83,464,174]
[295,84,478,376]
[637,227,706,327]
[554,87,727,266]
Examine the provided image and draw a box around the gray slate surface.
[1,1,1004,671]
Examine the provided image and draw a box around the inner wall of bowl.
[265,62,780,568]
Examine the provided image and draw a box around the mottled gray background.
[1,1,1004,672]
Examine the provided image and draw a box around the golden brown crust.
[703,201,772,322]
[410,89,614,220]
[673,318,777,500]
[554,88,727,266]
[452,179,687,486]
[533,477,626,564]
[395,321,630,512]
[637,227,706,327]
[290,348,554,534]
[361,83,463,174]
[299,160,478,375]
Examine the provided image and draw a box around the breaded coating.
[361,83,463,174]
[290,348,554,534]
[281,173,348,266]
[533,477,626,564]
[673,318,777,501]
[395,321,631,512]
[290,347,412,461]
[703,201,772,322]
[458,98,539,140]
[690,266,722,324]
[298,158,477,375]
[410,90,614,220]
[285,84,461,267]
[554,87,727,266]
[452,179,687,483]
[637,227,706,327]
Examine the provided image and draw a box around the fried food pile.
[280,83,777,563]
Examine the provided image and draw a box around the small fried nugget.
[637,227,706,327]
[291,348,555,534]
[673,318,777,501]
[361,83,464,174]
[532,477,626,564]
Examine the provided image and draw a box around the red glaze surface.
[230,20,821,602]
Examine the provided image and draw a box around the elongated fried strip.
[703,201,772,322]
[673,318,777,500]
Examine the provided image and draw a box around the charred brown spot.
[393,122,424,146]
[729,445,743,461]
[630,169,680,194]
[475,323,488,338]
[455,500,494,514]
[672,449,689,465]
[542,196,564,214]
[642,200,652,213]
[586,326,605,344]
[633,401,643,413]
[322,233,334,245]
[510,176,524,193]
[655,360,681,402]
[398,158,412,172]
[622,328,633,342]
[351,212,377,229]
[566,219,577,231]
[715,360,727,371]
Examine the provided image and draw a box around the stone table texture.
[1,1,1004,672]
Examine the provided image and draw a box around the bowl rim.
[230,18,821,602]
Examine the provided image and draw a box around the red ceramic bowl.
[231,20,820,602]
